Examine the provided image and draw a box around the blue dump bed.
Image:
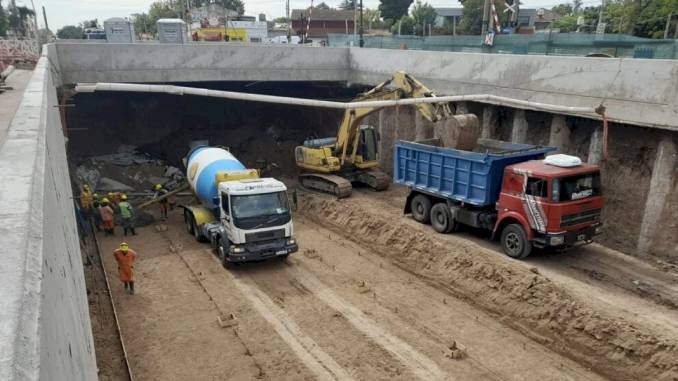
[394,139,556,207]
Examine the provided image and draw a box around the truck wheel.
[219,238,232,269]
[184,210,194,234]
[430,203,454,234]
[411,194,432,224]
[192,217,206,243]
[501,224,532,259]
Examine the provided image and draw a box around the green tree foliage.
[338,0,356,10]
[315,2,331,9]
[552,14,578,31]
[549,0,677,37]
[364,8,389,29]
[551,3,573,16]
[56,25,83,39]
[132,13,154,35]
[391,14,415,34]
[0,0,8,37]
[272,16,288,23]
[410,0,436,35]
[6,0,35,37]
[458,0,483,34]
[379,0,413,23]
[191,0,245,15]
[80,19,99,29]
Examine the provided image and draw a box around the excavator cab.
[356,125,379,164]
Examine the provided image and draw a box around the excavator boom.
[295,71,473,198]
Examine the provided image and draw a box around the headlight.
[550,236,565,246]
[230,246,244,253]
[287,238,296,245]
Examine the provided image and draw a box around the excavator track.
[356,169,391,191]
[299,173,353,198]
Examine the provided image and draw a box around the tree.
[272,16,288,23]
[315,2,331,9]
[411,0,436,35]
[552,14,578,31]
[379,0,413,23]
[190,0,245,15]
[7,0,35,37]
[338,0,356,10]
[572,0,583,13]
[551,3,573,16]
[56,25,83,39]
[391,15,415,34]
[0,0,8,37]
[458,0,483,34]
[80,19,99,29]
[132,13,154,36]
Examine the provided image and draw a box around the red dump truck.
[394,139,604,258]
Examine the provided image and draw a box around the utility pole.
[481,0,490,35]
[41,6,49,32]
[664,13,672,39]
[359,0,364,47]
[286,0,291,42]
[353,0,357,44]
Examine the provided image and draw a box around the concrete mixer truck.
[182,145,298,267]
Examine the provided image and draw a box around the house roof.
[291,8,357,21]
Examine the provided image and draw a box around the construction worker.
[91,193,102,232]
[153,184,169,220]
[113,242,137,295]
[99,198,115,236]
[80,184,94,232]
[118,194,136,236]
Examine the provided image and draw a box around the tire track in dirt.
[225,270,355,381]
[299,191,678,381]
[288,268,449,381]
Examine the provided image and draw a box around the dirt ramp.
[299,192,678,381]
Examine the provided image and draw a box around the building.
[434,7,560,32]
[291,8,357,41]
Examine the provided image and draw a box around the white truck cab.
[185,177,298,267]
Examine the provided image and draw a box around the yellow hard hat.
[107,192,114,197]
[102,197,110,204]
[93,193,99,199]
[121,194,128,201]
[154,184,162,190]
[83,184,90,190]
[119,242,129,251]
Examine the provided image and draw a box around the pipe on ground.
[75,82,599,116]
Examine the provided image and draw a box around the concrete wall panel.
[0,55,97,380]
[349,48,678,131]
[56,43,350,84]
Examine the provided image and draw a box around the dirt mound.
[299,192,678,381]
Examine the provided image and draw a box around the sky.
[19,0,603,31]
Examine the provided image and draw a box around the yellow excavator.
[295,71,456,198]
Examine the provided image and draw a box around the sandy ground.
[96,207,612,381]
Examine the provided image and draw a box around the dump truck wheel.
[411,194,432,224]
[431,203,453,234]
[501,224,532,259]
[192,217,206,243]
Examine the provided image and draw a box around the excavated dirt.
[299,191,678,381]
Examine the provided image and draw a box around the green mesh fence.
[328,33,678,59]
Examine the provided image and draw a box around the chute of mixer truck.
[182,144,298,267]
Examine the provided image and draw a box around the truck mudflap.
[226,237,299,263]
[533,224,602,249]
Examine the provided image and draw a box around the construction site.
[1,41,678,381]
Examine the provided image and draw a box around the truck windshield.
[231,191,291,229]
[553,172,601,202]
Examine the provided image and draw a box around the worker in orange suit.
[99,198,115,236]
[113,242,137,295]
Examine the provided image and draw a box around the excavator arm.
[334,71,453,165]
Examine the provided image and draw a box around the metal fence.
[328,33,678,59]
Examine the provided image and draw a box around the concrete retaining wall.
[0,54,98,380]
[55,42,350,85]
[349,48,678,131]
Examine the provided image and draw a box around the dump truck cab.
[495,155,604,256]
